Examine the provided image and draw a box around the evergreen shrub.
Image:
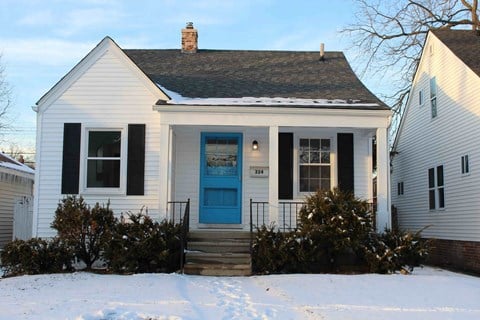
[252,188,429,274]
[51,196,115,269]
[363,228,429,274]
[0,238,73,277]
[103,211,182,273]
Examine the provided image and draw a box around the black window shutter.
[278,132,294,199]
[337,133,354,194]
[61,123,81,194]
[127,124,146,195]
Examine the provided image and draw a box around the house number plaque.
[250,166,269,178]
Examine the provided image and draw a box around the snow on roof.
[0,152,35,175]
[157,84,380,107]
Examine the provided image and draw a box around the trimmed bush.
[364,228,430,274]
[252,188,429,274]
[298,188,374,271]
[103,212,182,273]
[51,196,115,269]
[0,238,74,277]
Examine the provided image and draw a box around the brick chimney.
[181,22,198,53]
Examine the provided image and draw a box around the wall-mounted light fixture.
[252,140,259,151]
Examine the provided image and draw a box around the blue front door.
[200,133,242,224]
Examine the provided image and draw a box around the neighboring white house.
[0,152,34,248]
[391,29,480,273]
[33,24,392,239]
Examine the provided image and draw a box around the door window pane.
[205,137,238,176]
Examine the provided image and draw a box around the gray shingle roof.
[432,29,480,77]
[123,49,389,109]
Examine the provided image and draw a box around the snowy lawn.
[0,267,479,320]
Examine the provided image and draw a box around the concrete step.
[184,231,252,276]
[188,241,250,253]
[184,262,252,276]
[186,252,251,265]
[188,230,251,241]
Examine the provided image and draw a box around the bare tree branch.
[0,54,12,135]
[342,0,480,144]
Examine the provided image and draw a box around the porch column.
[376,127,391,231]
[159,123,171,220]
[268,125,279,225]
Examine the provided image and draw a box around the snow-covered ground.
[0,267,479,320]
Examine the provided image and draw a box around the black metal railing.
[167,200,190,225]
[278,201,304,232]
[249,199,305,232]
[167,199,190,273]
[249,200,377,232]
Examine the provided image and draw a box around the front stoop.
[184,231,252,276]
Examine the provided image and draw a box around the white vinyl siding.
[0,170,34,247]
[392,33,480,241]
[35,49,162,237]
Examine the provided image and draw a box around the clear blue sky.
[1,0,384,154]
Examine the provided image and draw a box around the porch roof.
[124,49,389,110]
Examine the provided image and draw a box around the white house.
[391,29,480,273]
[0,152,34,248]
[33,24,391,241]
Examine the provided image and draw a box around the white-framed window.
[418,90,424,107]
[299,138,331,192]
[397,182,404,196]
[428,165,444,210]
[83,128,125,192]
[430,77,437,118]
[461,155,470,174]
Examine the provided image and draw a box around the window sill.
[81,188,125,196]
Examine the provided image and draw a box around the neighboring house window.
[430,77,437,118]
[299,138,331,192]
[461,155,470,174]
[428,165,444,210]
[418,90,424,106]
[86,130,122,188]
[397,182,404,196]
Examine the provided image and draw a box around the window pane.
[321,139,330,151]
[310,139,320,151]
[428,168,435,188]
[437,165,444,186]
[465,155,469,173]
[87,160,120,187]
[430,77,436,98]
[300,178,308,192]
[438,187,445,208]
[205,137,238,176]
[310,179,320,192]
[310,151,320,163]
[310,166,320,178]
[299,143,309,163]
[321,152,330,164]
[320,178,331,190]
[419,90,423,105]
[300,166,309,179]
[429,190,436,210]
[461,156,465,174]
[321,166,330,179]
[88,131,121,157]
[431,98,437,118]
